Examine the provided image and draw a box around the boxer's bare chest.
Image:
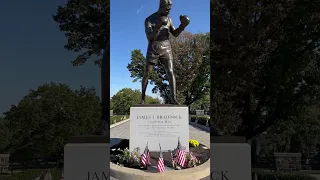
[149,14,171,41]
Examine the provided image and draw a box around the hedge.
[110,115,129,124]
[190,115,209,126]
[252,170,317,180]
[0,168,61,180]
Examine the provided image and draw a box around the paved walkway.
[110,120,210,180]
[309,174,320,180]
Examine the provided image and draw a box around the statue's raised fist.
[180,15,190,27]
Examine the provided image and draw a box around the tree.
[264,103,320,157]
[53,1,109,135]
[211,0,320,139]
[53,0,108,66]
[127,32,210,105]
[0,118,10,153]
[111,88,161,115]
[110,99,114,110]
[190,92,210,112]
[3,83,100,159]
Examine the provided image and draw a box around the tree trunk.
[94,46,109,135]
[101,46,109,126]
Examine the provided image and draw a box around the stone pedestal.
[64,136,110,180]
[0,154,9,174]
[211,137,251,180]
[130,104,189,152]
[274,152,302,171]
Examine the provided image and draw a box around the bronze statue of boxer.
[140,0,190,104]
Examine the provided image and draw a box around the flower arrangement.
[186,152,200,168]
[116,146,201,170]
[189,139,200,147]
[170,147,200,169]
[170,148,180,169]
[117,148,141,167]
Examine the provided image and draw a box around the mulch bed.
[110,139,210,172]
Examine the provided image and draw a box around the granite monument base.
[210,137,251,180]
[64,136,110,180]
[129,104,189,152]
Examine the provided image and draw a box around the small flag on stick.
[177,137,186,167]
[141,142,150,167]
[147,147,151,165]
[157,143,165,173]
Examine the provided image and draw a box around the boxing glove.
[180,15,190,28]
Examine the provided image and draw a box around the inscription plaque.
[130,105,189,152]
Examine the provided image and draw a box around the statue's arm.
[145,18,160,41]
[169,17,185,37]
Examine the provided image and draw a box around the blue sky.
[0,0,100,115]
[0,0,209,116]
[110,0,210,98]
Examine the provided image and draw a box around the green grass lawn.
[110,115,129,125]
[0,168,61,180]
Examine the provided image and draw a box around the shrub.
[185,152,200,168]
[197,116,209,126]
[189,139,200,147]
[190,115,210,125]
[117,148,141,167]
[190,115,197,122]
[170,146,200,169]
[0,168,61,180]
[110,115,128,124]
[252,170,317,180]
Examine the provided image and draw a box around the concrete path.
[110,120,210,180]
[309,174,320,180]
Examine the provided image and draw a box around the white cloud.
[136,5,144,14]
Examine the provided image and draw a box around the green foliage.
[190,115,197,122]
[127,32,210,105]
[0,168,61,180]
[110,100,114,110]
[110,115,128,124]
[185,152,200,168]
[126,50,146,83]
[110,88,160,115]
[190,115,210,125]
[53,0,109,66]
[197,116,210,126]
[190,93,210,112]
[118,148,141,167]
[211,0,320,139]
[252,171,317,180]
[0,119,10,153]
[189,139,199,147]
[171,148,200,168]
[264,104,320,157]
[3,83,100,159]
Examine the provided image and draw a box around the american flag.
[177,138,186,167]
[170,150,174,164]
[147,149,151,165]
[141,142,151,167]
[157,144,165,173]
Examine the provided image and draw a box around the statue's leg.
[160,50,178,104]
[141,61,154,104]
